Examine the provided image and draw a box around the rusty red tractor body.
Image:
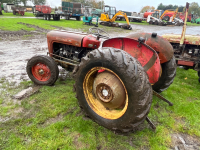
[27,27,176,132]
[11,6,26,16]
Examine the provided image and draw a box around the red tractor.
[26,27,176,132]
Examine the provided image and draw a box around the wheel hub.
[32,63,51,82]
[93,71,126,109]
[96,84,113,103]
[38,69,44,75]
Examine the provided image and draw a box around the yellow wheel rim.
[83,67,128,120]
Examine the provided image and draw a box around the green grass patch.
[0,18,133,34]
[0,67,200,149]
[187,22,200,26]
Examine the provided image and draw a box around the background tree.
[188,2,200,15]
[140,6,155,13]
[31,0,46,5]
[157,3,178,11]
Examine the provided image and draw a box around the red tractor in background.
[177,12,192,22]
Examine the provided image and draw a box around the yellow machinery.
[160,8,178,22]
[100,5,132,30]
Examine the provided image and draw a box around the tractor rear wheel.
[26,55,59,85]
[152,56,176,93]
[74,48,152,132]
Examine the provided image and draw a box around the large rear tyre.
[74,48,152,132]
[26,55,59,85]
[152,56,176,93]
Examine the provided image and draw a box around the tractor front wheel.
[152,56,176,93]
[74,48,152,132]
[26,55,59,85]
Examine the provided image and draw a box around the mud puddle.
[0,38,48,85]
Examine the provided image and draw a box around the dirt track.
[0,24,200,85]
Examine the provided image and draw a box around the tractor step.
[153,90,173,106]
[146,117,156,130]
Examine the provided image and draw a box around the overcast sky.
[45,0,198,12]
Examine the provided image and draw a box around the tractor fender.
[126,33,174,64]
[102,37,161,84]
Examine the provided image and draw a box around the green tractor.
[191,11,200,24]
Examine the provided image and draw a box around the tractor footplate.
[153,90,173,106]
[146,117,156,130]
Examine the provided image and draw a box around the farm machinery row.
[163,3,200,82]
[146,9,184,26]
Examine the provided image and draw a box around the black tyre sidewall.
[152,56,176,93]
[75,52,152,130]
[27,55,58,85]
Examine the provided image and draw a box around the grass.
[0,10,35,17]
[0,18,132,34]
[186,22,200,26]
[0,67,200,149]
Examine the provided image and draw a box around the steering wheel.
[89,27,110,39]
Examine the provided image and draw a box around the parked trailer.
[3,3,14,13]
[0,3,2,15]
[33,5,61,21]
[129,12,146,22]
[12,6,26,16]
[117,11,146,22]
[62,1,82,21]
